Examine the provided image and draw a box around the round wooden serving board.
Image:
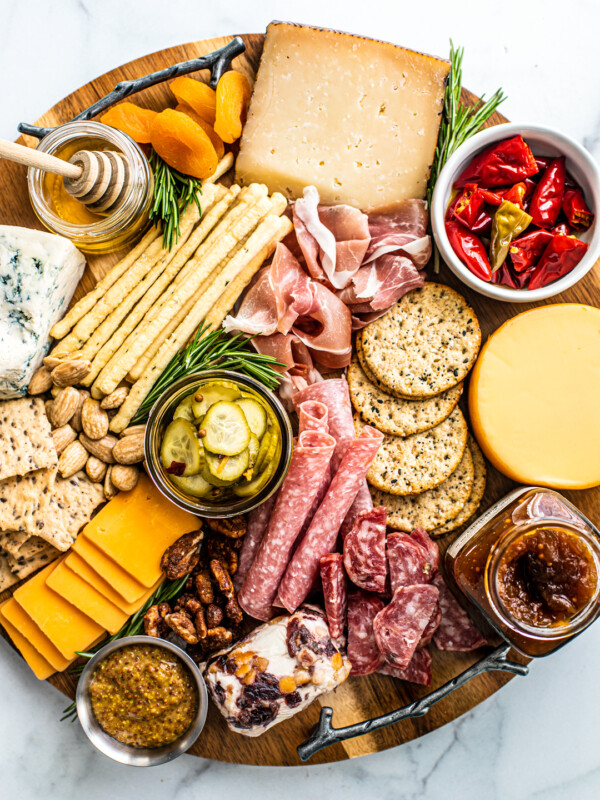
[0,32,598,767]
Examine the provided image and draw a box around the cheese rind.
[469,304,600,489]
[235,22,449,210]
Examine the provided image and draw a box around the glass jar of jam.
[446,487,600,657]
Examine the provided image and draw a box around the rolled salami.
[238,430,335,621]
[234,495,277,591]
[297,400,329,434]
[277,425,384,613]
[320,553,347,641]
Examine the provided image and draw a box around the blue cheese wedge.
[0,226,85,398]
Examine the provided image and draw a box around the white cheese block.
[0,226,85,398]
[236,22,450,210]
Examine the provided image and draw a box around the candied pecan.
[143,605,162,637]
[204,515,247,539]
[206,536,239,575]
[203,626,233,651]
[210,558,234,599]
[194,568,214,604]
[206,603,224,628]
[164,611,198,645]
[157,602,171,619]
[225,596,243,625]
[175,594,202,615]
[160,529,204,580]
[195,608,208,640]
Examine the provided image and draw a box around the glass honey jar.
[445,487,600,657]
[27,120,153,253]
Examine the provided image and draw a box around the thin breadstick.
[50,225,161,341]
[206,152,234,183]
[94,187,274,397]
[110,211,290,433]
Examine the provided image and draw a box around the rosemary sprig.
[149,150,203,251]
[131,324,283,425]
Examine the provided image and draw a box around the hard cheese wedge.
[1,596,73,672]
[64,551,160,615]
[71,535,148,604]
[469,304,600,488]
[82,474,198,588]
[0,600,56,680]
[12,561,104,660]
[46,560,129,635]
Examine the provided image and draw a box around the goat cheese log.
[204,605,350,737]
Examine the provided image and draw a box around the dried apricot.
[100,102,158,144]
[176,103,225,159]
[214,71,251,144]
[169,76,216,125]
[150,109,218,180]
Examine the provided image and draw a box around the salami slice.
[343,507,387,592]
[387,532,432,591]
[320,553,347,641]
[238,430,335,621]
[410,527,440,578]
[418,600,442,649]
[379,647,432,686]
[297,400,329,435]
[340,482,374,539]
[277,426,384,612]
[347,589,385,676]
[373,584,439,669]
[234,494,276,591]
[432,573,487,652]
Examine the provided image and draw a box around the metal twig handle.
[297,644,529,761]
[18,37,246,140]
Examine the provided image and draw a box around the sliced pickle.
[205,447,249,483]
[233,443,280,498]
[202,401,250,456]
[173,394,195,422]
[160,418,202,477]
[192,381,241,418]
[235,397,267,439]
[254,428,272,473]
[200,463,234,487]
[247,433,260,470]
[170,471,213,499]
[260,425,280,473]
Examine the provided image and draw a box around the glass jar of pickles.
[145,371,293,518]
[27,120,153,253]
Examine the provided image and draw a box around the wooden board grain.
[0,32,598,767]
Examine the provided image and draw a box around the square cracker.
[38,471,105,552]
[0,397,57,482]
[0,531,30,557]
[0,554,19,592]
[0,468,56,536]
[6,542,59,580]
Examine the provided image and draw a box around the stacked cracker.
[44,171,292,434]
[0,398,104,591]
[350,283,487,535]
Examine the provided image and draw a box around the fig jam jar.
[445,488,600,657]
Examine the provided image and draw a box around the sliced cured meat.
[297,400,329,435]
[432,573,487,652]
[320,553,347,641]
[293,379,356,469]
[410,527,440,578]
[418,601,442,649]
[234,494,276,591]
[238,430,335,621]
[347,590,385,676]
[387,532,433,591]
[366,200,429,245]
[378,646,432,686]
[373,584,439,670]
[343,507,387,593]
[251,333,322,403]
[292,281,353,369]
[338,255,425,312]
[340,481,374,539]
[277,426,384,613]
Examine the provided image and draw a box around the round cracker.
[348,358,463,437]
[356,405,468,496]
[431,434,487,537]
[372,444,474,532]
[356,335,414,400]
[360,283,481,398]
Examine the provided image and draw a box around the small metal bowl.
[76,635,208,766]
[144,369,293,518]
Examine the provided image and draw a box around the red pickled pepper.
[445,219,492,281]
[562,187,594,229]
[454,135,539,188]
[552,222,572,236]
[499,182,528,208]
[529,157,566,228]
[451,183,485,228]
[528,235,588,290]
[509,230,553,272]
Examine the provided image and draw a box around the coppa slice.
[347,590,385,676]
[343,507,387,593]
[373,584,439,669]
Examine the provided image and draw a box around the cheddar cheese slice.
[1,596,72,672]
[0,600,56,680]
[71,535,147,603]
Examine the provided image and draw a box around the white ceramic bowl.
[431,122,600,302]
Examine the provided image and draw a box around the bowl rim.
[76,634,208,767]
[431,121,600,302]
[144,369,293,518]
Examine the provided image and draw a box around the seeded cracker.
[6,542,59,580]
[0,555,19,592]
[431,435,487,536]
[0,531,30,557]
[39,471,105,551]
[371,444,474,532]
[0,397,57,481]
[348,358,463,437]
[360,283,481,398]
[355,406,468,495]
[0,469,56,536]
[355,336,414,400]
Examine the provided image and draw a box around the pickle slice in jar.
[235,398,267,439]
[233,441,281,498]
[192,381,241,418]
[253,428,272,473]
[170,471,213,499]
[205,448,249,483]
[160,418,202,476]
[202,401,250,456]
[200,463,234,487]
[259,426,280,474]
[173,394,195,422]
[247,433,260,470]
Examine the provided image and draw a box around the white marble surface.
[1,1,600,797]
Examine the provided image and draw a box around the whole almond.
[100,387,129,410]
[51,357,92,388]
[86,456,108,483]
[71,389,89,432]
[52,424,77,455]
[44,399,54,419]
[81,398,109,440]
[112,432,145,464]
[104,465,117,499]
[80,433,117,463]
[49,386,80,428]
[28,366,53,395]
[120,424,146,438]
[51,385,61,398]
[111,464,140,492]
[43,355,64,370]
[58,440,88,478]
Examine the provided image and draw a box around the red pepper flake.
[166,461,186,476]
[562,187,594,230]
[445,219,492,282]
[528,235,588,290]
[529,157,566,228]
[454,135,539,189]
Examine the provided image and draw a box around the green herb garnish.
[149,150,203,251]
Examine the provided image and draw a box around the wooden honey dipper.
[0,138,131,214]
